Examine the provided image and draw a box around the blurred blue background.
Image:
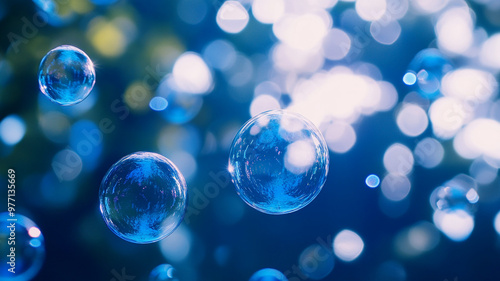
[2,0,500,280]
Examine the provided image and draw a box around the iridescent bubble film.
[0,213,45,281]
[38,45,95,106]
[430,174,479,214]
[229,110,329,214]
[99,152,187,244]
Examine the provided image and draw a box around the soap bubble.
[365,174,380,188]
[99,152,187,243]
[404,48,453,99]
[249,268,288,281]
[38,45,95,106]
[429,174,478,214]
[0,213,45,281]
[228,110,329,215]
[149,264,179,281]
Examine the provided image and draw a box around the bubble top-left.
[38,45,96,106]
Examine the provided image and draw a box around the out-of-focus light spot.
[414,137,444,168]
[355,0,387,21]
[225,54,254,87]
[250,95,281,117]
[396,104,428,137]
[28,227,42,238]
[377,81,399,111]
[272,43,324,73]
[430,174,478,214]
[157,76,204,124]
[252,0,284,24]
[379,195,410,218]
[436,7,474,55]
[403,72,417,85]
[469,158,498,185]
[406,48,453,99]
[284,140,316,175]
[149,96,168,111]
[159,225,192,262]
[370,20,401,45]
[395,221,440,258]
[480,34,500,69]
[375,261,406,281]
[216,1,249,34]
[214,245,231,266]
[322,121,356,154]
[0,115,26,146]
[273,12,330,51]
[173,52,213,95]
[87,17,136,58]
[433,209,474,242]
[429,97,470,139]
[454,118,500,160]
[203,40,237,71]
[124,82,152,112]
[51,149,82,181]
[333,229,364,262]
[70,120,102,172]
[157,125,201,156]
[30,238,42,248]
[366,174,380,188]
[385,0,409,19]
[411,0,449,14]
[167,150,197,182]
[441,69,497,102]
[383,143,414,176]
[299,244,335,280]
[177,0,207,25]
[494,211,500,235]
[322,28,351,60]
[254,81,281,99]
[381,174,411,201]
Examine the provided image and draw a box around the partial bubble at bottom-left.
[0,213,45,281]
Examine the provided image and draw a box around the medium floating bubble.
[99,152,187,243]
[228,110,329,214]
[405,48,453,99]
[149,264,179,281]
[469,158,498,185]
[249,268,288,281]
[365,174,380,188]
[252,0,285,24]
[322,28,351,61]
[38,45,95,106]
[429,174,478,214]
[0,213,45,281]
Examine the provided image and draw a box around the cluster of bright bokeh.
[3,0,500,280]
